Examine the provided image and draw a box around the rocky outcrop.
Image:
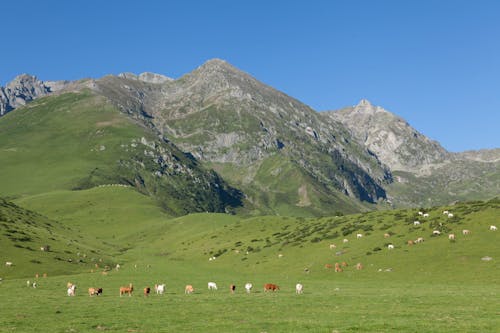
[0,74,68,116]
[323,99,451,173]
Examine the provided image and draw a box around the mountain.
[324,99,500,207]
[0,59,498,214]
[0,91,242,215]
[0,74,69,116]
[89,59,391,214]
[322,99,451,173]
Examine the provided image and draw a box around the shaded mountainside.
[0,92,242,215]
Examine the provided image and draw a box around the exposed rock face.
[0,74,68,116]
[323,99,451,173]
[118,72,173,84]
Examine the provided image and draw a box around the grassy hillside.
[1,197,498,332]
[0,91,242,214]
[210,155,367,217]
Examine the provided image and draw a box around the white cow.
[208,282,218,290]
[443,210,449,215]
[67,284,76,296]
[423,213,430,218]
[295,283,303,294]
[416,237,424,243]
[387,244,394,250]
[356,233,363,239]
[432,230,441,236]
[244,283,253,293]
[448,234,455,240]
[414,221,421,226]
[343,239,349,243]
[447,213,454,218]
[5,262,12,267]
[490,225,497,231]
[462,229,471,235]
[155,284,165,295]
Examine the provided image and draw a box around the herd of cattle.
[62,281,303,297]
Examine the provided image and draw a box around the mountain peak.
[357,98,373,107]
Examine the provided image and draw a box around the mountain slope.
[324,99,500,207]
[91,59,391,214]
[0,91,242,215]
[323,99,451,173]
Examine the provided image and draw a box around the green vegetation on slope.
[0,91,242,214]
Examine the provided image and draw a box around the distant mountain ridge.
[1,59,498,213]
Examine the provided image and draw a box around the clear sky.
[2,0,499,152]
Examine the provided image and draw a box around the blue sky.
[2,0,499,152]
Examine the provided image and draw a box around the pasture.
[0,266,497,332]
[0,193,499,332]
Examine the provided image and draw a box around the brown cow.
[334,263,343,272]
[89,287,103,296]
[119,283,133,296]
[143,287,151,296]
[341,261,348,267]
[356,263,363,270]
[230,284,236,294]
[264,283,279,292]
[325,264,333,269]
[185,285,194,294]
[407,240,414,246]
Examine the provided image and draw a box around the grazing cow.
[490,225,497,231]
[462,229,471,235]
[119,283,133,297]
[414,221,421,226]
[207,282,218,290]
[407,240,414,246]
[416,237,424,243]
[341,261,348,267]
[443,210,449,215]
[356,233,363,239]
[143,287,151,296]
[245,283,253,293]
[230,284,236,294]
[356,263,363,270]
[155,284,165,295]
[278,253,284,258]
[423,213,429,218]
[334,263,343,272]
[329,244,337,249]
[264,283,279,292]
[384,233,390,238]
[185,285,194,294]
[325,264,333,269]
[418,211,423,216]
[448,234,455,241]
[5,262,12,267]
[88,287,103,296]
[387,244,394,250]
[447,213,454,218]
[67,284,76,296]
[343,238,349,243]
[32,282,37,288]
[432,230,441,236]
[295,283,303,294]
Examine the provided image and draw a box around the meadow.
[1,189,498,332]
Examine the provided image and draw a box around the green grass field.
[1,194,498,332]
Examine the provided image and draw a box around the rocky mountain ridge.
[1,60,498,212]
